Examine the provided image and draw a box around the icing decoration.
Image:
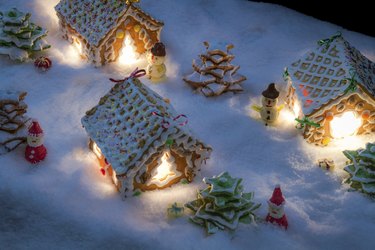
[151,111,188,129]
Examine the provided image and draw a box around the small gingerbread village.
[1,0,375,245]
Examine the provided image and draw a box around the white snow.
[1,0,375,249]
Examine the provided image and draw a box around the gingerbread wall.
[303,92,375,145]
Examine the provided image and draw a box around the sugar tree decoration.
[0,8,50,61]
[343,142,375,196]
[0,90,29,154]
[183,41,246,97]
[185,172,261,234]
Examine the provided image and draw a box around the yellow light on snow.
[279,102,301,123]
[330,111,362,138]
[279,109,296,123]
[118,35,139,66]
[56,43,83,67]
[72,38,83,55]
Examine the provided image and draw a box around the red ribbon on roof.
[109,68,146,83]
[152,111,188,129]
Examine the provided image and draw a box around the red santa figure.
[266,184,288,229]
[25,120,47,164]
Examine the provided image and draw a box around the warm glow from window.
[279,102,301,123]
[152,152,175,183]
[54,42,84,67]
[118,34,139,66]
[112,169,118,186]
[293,101,301,117]
[330,111,362,138]
[74,39,83,55]
[279,109,296,123]
[92,142,102,158]
[148,152,181,187]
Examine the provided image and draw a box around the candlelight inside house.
[284,34,375,145]
[330,111,362,138]
[118,34,140,66]
[55,0,163,66]
[81,73,211,197]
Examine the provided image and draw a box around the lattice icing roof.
[81,78,207,175]
[55,0,162,47]
[287,35,375,116]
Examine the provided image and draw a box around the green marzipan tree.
[0,8,50,61]
[344,142,375,197]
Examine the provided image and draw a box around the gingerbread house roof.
[81,77,209,176]
[287,35,375,116]
[55,0,163,47]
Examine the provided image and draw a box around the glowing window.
[330,111,362,138]
[118,33,139,66]
[148,152,181,187]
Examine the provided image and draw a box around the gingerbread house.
[55,0,163,66]
[81,76,211,198]
[285,34,375,145]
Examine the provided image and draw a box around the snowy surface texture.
[1,0,375,249]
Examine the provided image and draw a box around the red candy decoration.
[34,56,52,72]
[265,185,288,230]
[25,120,47,164]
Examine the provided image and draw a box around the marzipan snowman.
[146,42,166,82]
[252,83,282,126]
[25,120,47,164]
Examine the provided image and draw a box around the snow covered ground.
[1,0,375,249]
